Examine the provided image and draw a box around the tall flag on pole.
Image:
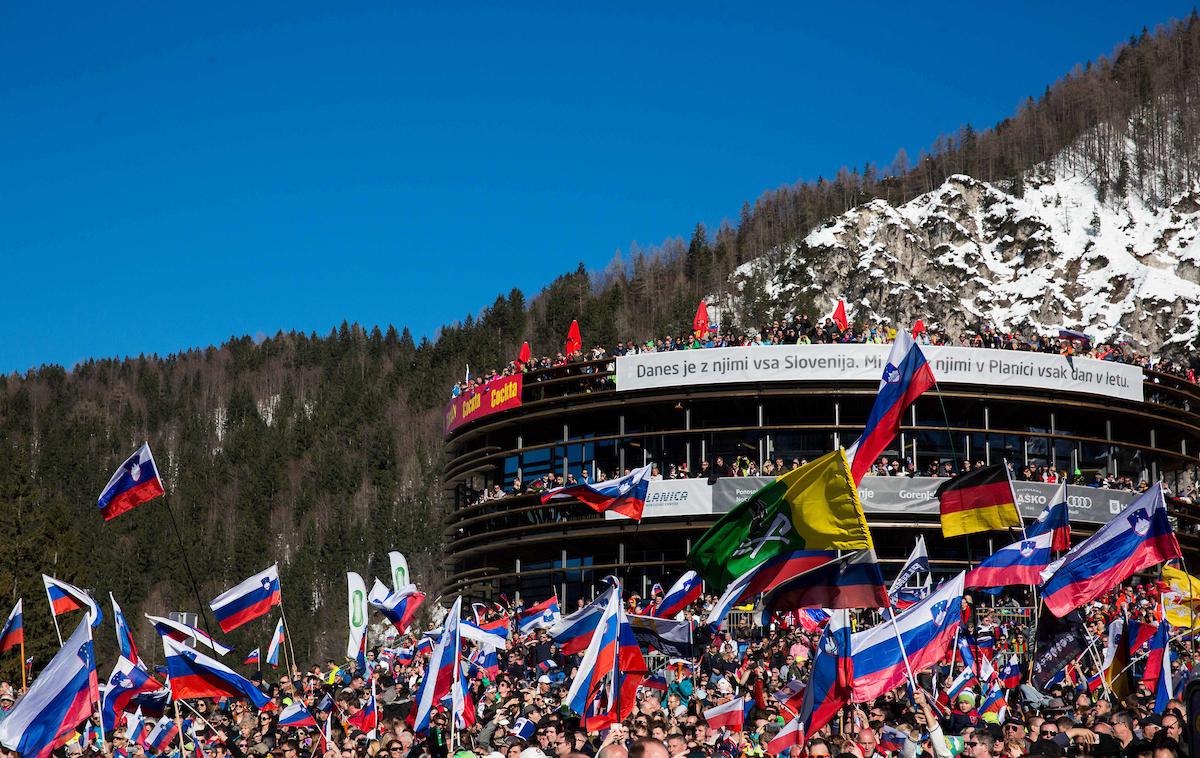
[0,619,98,758]
[845,331,936,484]
[208,564,282,633]
[565,320,582,356]
[797,609,853,737]
[517,342,532,366]
[162,636,273,709]
[347,573,368,663]
[97,442,165,521]
[110,595,140,667]
[1040,484,1181,616]
[935,463,1022,537]
[563,587,646,730]
[42,576,102,628]
[100,657,162,733]
[541,464,653,521]
[756,550,890,621]
[965,531,1054,589]
[653,572,703,619]
[693,300,709,338]
[831,299,849,331]
[0,601,23,653]
[412,597,461,733]
[1026,481,1071,551]
[1144,622,1173,710]
[243,649,261,667]
[849,572,965,702]
[266,618,285,668]
[688,449,873,593]
[145,615,233,656]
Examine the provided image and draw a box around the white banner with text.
[614,344,1143,402]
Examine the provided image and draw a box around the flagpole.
[279,604,300,681]
[88,623,106,754]
[18,636,25,691]
[46,585,63,647]
[174,700,187,758]
[885,611,919,691]
[163,498,217,640]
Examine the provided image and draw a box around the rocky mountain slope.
[730,164,1200,354]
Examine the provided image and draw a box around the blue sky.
[2,2,1193,372]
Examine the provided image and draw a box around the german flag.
[936,463,1022,537]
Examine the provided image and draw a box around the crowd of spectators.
[450,313,1199,401]
[36,577,1196,758]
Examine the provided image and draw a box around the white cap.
[537,675,551,684]
[519,750,549,758]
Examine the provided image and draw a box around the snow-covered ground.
[729,164,1200,353]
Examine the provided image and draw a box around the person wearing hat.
[946,691,982,734]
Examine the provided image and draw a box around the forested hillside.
[2,14,1199,673]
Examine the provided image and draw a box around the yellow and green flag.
[687,449,874,592]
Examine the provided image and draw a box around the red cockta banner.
[445,374,523,436]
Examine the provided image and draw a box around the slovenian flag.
[1041,485,1181,616]
[0,600,23,653]
[367,581,424,636]
[518,595,561,635]
[146,614,232,657]
[845,331,935,484]
[562,587,646,730]
[1143,621,1173,710]
[412,598,461,733]
[549,594,609,655]
[850,573,964,701]
[278,701,317,729]
[162,636,273,709]
[999,655,1022,689]
[209,564,282,633]
[125,709,147,749]
[654,572,703,619]
[541,464,653,521]
[98,443,165,522]
[266,618,285,668]
[42,576,102,628]
[757,550,889,621]
[1027,481,1071,551]
[243,648,261,666]
[100,657,162,733]
[965,531,1054,589]
[0,619,98,758]
[144,717,179,753]
[110,595,140,668]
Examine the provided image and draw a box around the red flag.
[565,320,582,355]
[912,319,926,337]
[693,300,709,337]
[517,341,531,365]
[831,300,848,331]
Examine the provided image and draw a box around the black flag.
[1030,606,1088,690]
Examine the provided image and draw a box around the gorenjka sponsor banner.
[614,344,1144,402]
[444,374,523,435]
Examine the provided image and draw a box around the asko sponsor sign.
[614,344,1143,402]
[444,374,523,435]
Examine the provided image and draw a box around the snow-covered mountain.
[730,164,1200,354]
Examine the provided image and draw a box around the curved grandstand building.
[442,344,1200,603]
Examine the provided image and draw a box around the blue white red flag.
[845,332,936,484]
[145,614,232,656]
[109,595,140,667]
[125,709,147,749]
[797,609,852,738]
[707,551,842,631]
[999,655,1022,689]
[0,600,23,654]
[1143,621,1173,709]
[367,582,425,636]
[278,701,317,729]
[1040,485,1181,616]
[243,648,261,666]
[549,594,608,655]
[518,595,561,635]
[144,716,179,753]
[1027,482,1071,552]
[798,609,830,633]
[980,684,1008,722]
[162,636,272,709]
[654,571,703,619]
[349,684,379,737]
[394,648,414,667]
[266,618,285,668]
[412,597,461,734]
[100,656,162,733]
[465,647,499,680]
[98,443,165,521]
[965,531,1054,589]
[208,564,282,633]
[937,666,978,709]
[563,587,646,728]
[541,464,652,521]
[42,576,101,628]
[850,572,964,702]
[0,619,98,758]
[1128,620,1158,655]
[128,687,169,719]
